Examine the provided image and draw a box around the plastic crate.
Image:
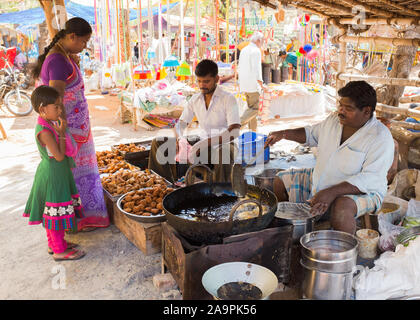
[238,131,269,166]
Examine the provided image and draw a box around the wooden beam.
[337,73,420,87]
[332,34,420,47]
[339,0,393,17]
[400,95,420,104]
[374,0,420,17]
[331,17,420,25]
[390,120,420,131]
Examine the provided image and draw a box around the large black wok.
[162,182,277,244]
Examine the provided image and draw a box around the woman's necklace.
[56,42,71,60]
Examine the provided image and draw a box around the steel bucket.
[300,230,360,300]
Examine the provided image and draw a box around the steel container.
[253,168,284,193]
[273,202,315,244]
[300,230,359,300]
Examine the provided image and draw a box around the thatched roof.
[254,0,420,19]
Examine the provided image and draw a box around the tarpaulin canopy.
[0,0,178,28]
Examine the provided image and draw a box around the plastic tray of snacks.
[116,186,175,223]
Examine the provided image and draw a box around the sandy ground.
[0,89,326,300]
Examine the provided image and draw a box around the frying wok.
[162,182,277,244]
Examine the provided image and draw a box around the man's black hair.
[278,50,287,56]
[338,81,377,116]
[195,59,218,77]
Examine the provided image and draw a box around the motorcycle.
[0,53,32,116]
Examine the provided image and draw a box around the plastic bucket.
[238,131,270,166]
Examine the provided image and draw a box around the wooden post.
[332,34,420,47]
[332,17,420,26]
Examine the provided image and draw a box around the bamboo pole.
[390,120,420,131]
[339,0,394,18]
[332,34,420,47]
[330,17,420,26]
[376,103,420,119]
[226,0,229,63]
[180,0,185,61]
[235,0,238,89]
[337,73,420,87]
[215,0,220,61]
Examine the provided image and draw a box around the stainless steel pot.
[300,230,360,300]
[252,168,284,193]
[273,202,316,244]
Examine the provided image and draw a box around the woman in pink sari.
[31,17,109,231]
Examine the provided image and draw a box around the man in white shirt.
[238,32,264,132]
[148,59,241,183]
[265,81,394,234]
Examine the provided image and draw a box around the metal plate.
[116,188,167,223]
[111,140,152,161]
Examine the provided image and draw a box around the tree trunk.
[37,20,49,54]
[38,0,67,39]
[376,27,420,107]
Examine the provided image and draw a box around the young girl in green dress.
[23,85,85,261]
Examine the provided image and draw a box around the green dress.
[23,118,83,231]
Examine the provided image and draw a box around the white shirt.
[305,113,394,201]
[238,42,263,93]
[179,85,240,139]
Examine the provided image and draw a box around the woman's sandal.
[53,249,86,261]
[48,242,78,255]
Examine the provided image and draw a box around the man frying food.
[265,81,394,235]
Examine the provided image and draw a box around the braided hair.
[31,17,92,80]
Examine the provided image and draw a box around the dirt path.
[0,90,325,299]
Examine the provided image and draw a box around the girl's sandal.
[48,242,78,255]
[53,249,86,261]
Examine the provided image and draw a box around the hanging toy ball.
[296,50,302,57]
[303,44,313,53]
[299,47,306,55]
[307,50,319,61]
[305,14,311,22]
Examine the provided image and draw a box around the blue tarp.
[0,0,178,27]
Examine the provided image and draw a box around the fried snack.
[96,150,123,168]
[115,143,147,153]
[101,168,169,197]
[120,185,174,217]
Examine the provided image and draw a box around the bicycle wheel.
[5,90,33,116]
